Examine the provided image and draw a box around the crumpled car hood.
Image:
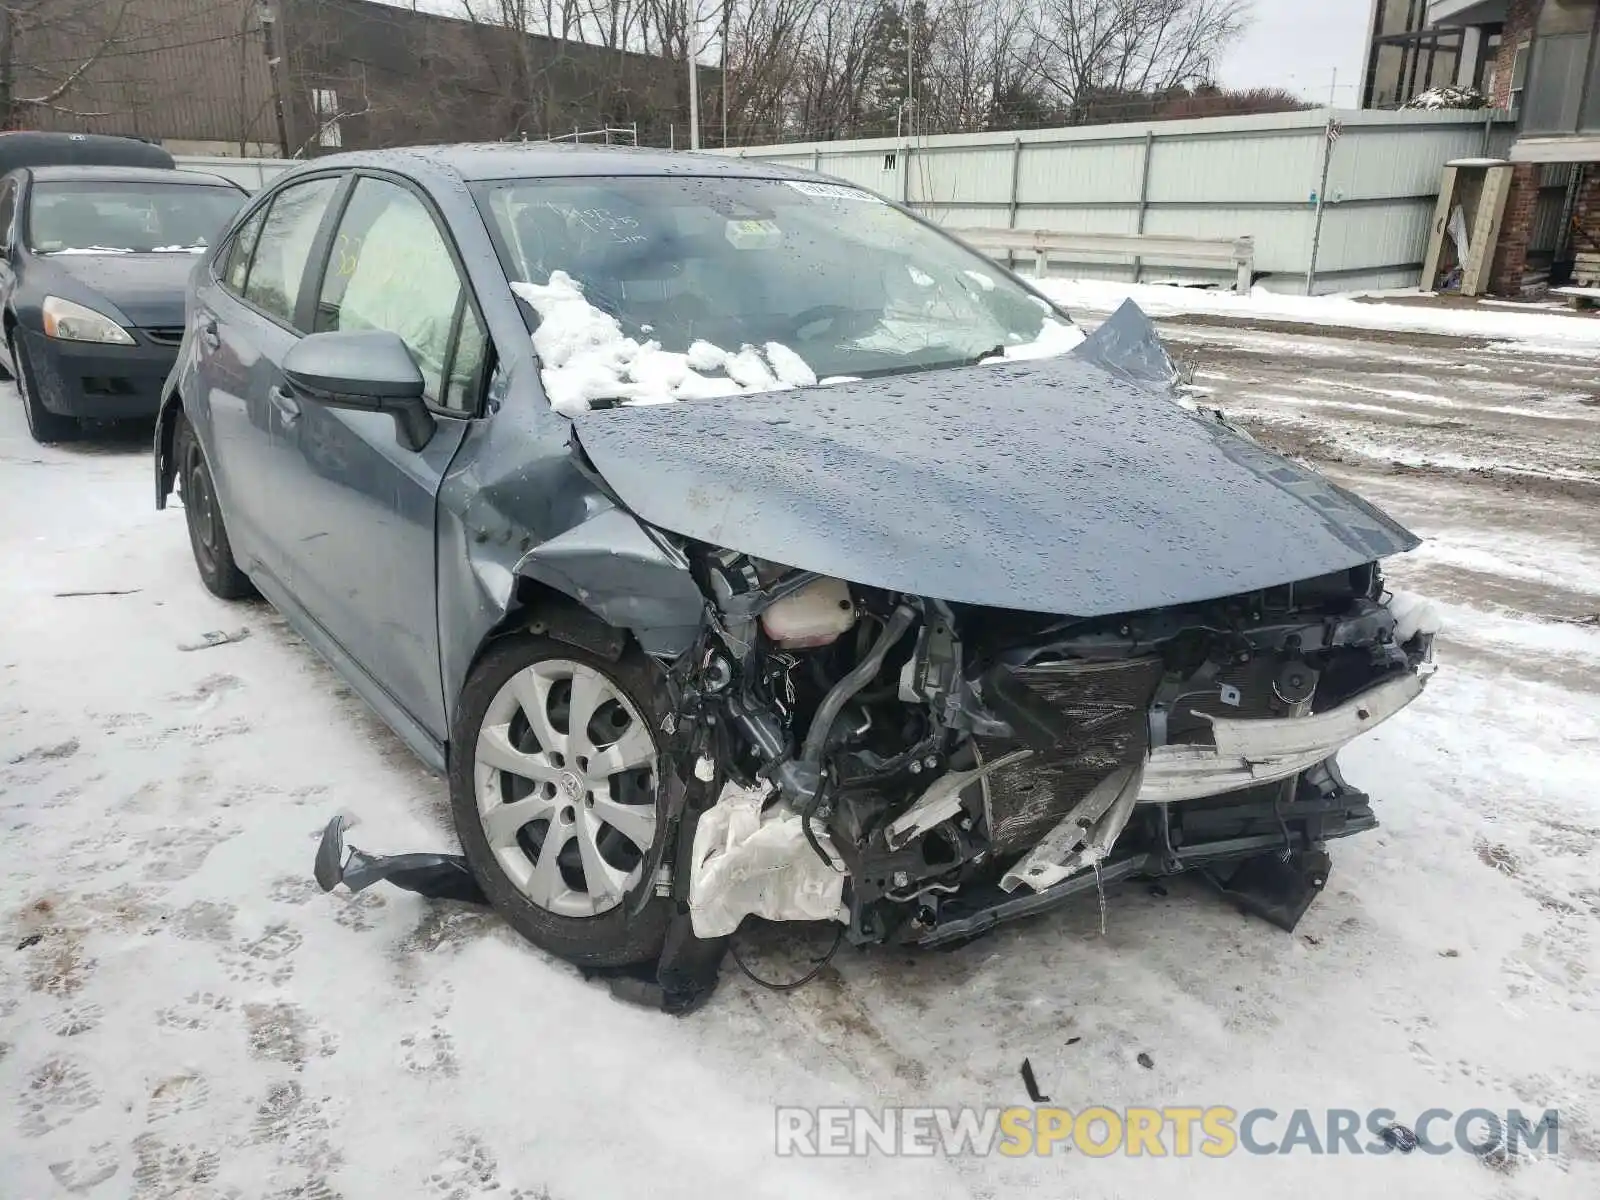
[570,313,1418,617]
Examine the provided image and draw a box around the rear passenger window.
[223,207,265,294]
[243,176,340,326]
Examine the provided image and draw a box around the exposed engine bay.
[667,547,1435,950]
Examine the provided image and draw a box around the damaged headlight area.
[673,549,1434,951]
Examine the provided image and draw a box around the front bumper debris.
[1138,673,1426,805]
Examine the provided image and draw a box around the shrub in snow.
[1404,86,1487,111]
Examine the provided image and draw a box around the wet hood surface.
[570,355,1419,618]
[39,252,195,327]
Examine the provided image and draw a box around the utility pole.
[720,1,729,149]
[1305,117,1341,295]
[688,50,700,150]
[259,1,291,157]
[686,4,701,152]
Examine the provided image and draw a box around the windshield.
[28,181,245,254]
[475,175,1081,412]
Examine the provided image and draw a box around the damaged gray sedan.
[153,145,1436,1008]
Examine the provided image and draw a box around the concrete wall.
[713,108,1516,293]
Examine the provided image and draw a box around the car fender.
[510,504,706,659]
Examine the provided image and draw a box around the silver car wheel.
[473,658,658,918]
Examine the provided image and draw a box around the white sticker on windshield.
[725,218,783,249]
[783,180,885,204]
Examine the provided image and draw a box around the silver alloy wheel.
[473,658,659,918]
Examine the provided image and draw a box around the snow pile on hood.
[511,272,815,414]
[1388,589,1445,642]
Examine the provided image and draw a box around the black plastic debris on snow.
[314,814,487,906]
[311,814,727,1015]
[1136,1051,1155,1069]
[1020,1059,1050,1103]
[1379,1123,1419,1154]
[15,934,42,951]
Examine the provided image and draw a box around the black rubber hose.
[796,603,917,870]
[800,603,918,770]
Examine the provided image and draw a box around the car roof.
[0,131,174,175]
[298,142,818,185]
[27,165,239,188]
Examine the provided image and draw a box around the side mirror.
[282,329,436,451]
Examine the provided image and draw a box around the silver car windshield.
[476,175,1075,387]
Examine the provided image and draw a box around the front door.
[195,174,343,584]
[275,173,490,741]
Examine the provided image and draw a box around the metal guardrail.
[947,227,1256,293]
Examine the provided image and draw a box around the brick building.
[1368,0,1599,294]
[5,0,688,157]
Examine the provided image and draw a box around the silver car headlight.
[41,296,135,345]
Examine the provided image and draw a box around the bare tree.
[1031,0,1248,121]
[0,0,137,127]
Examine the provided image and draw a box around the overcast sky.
[1219,0,1373,105]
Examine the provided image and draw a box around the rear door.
[275,172,490,740]
[191,174,345,584]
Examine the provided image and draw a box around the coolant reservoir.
[761,577,856,648]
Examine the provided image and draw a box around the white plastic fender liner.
[687,783,848,939]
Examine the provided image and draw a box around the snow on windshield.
[511,272,815,414]
[513,270,1086,414]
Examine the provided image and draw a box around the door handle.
[268,385,301,422]
[199,319,220,350]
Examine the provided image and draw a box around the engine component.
[760,575,856,648]
[775,603,918,806]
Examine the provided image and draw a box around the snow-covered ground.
[3,312,1599,1199]
[1038,278,1600,356]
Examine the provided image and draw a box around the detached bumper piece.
[314,813,732,1015]
[314,815,487,905]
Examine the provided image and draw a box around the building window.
[1364,0,1470,108]
[311,88,342,148]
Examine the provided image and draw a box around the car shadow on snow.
[56,418,156,456]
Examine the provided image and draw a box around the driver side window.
[315,177,487,412]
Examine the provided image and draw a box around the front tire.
[12,334,78,444]
[174,413,255,600]
[450,635,671,967]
